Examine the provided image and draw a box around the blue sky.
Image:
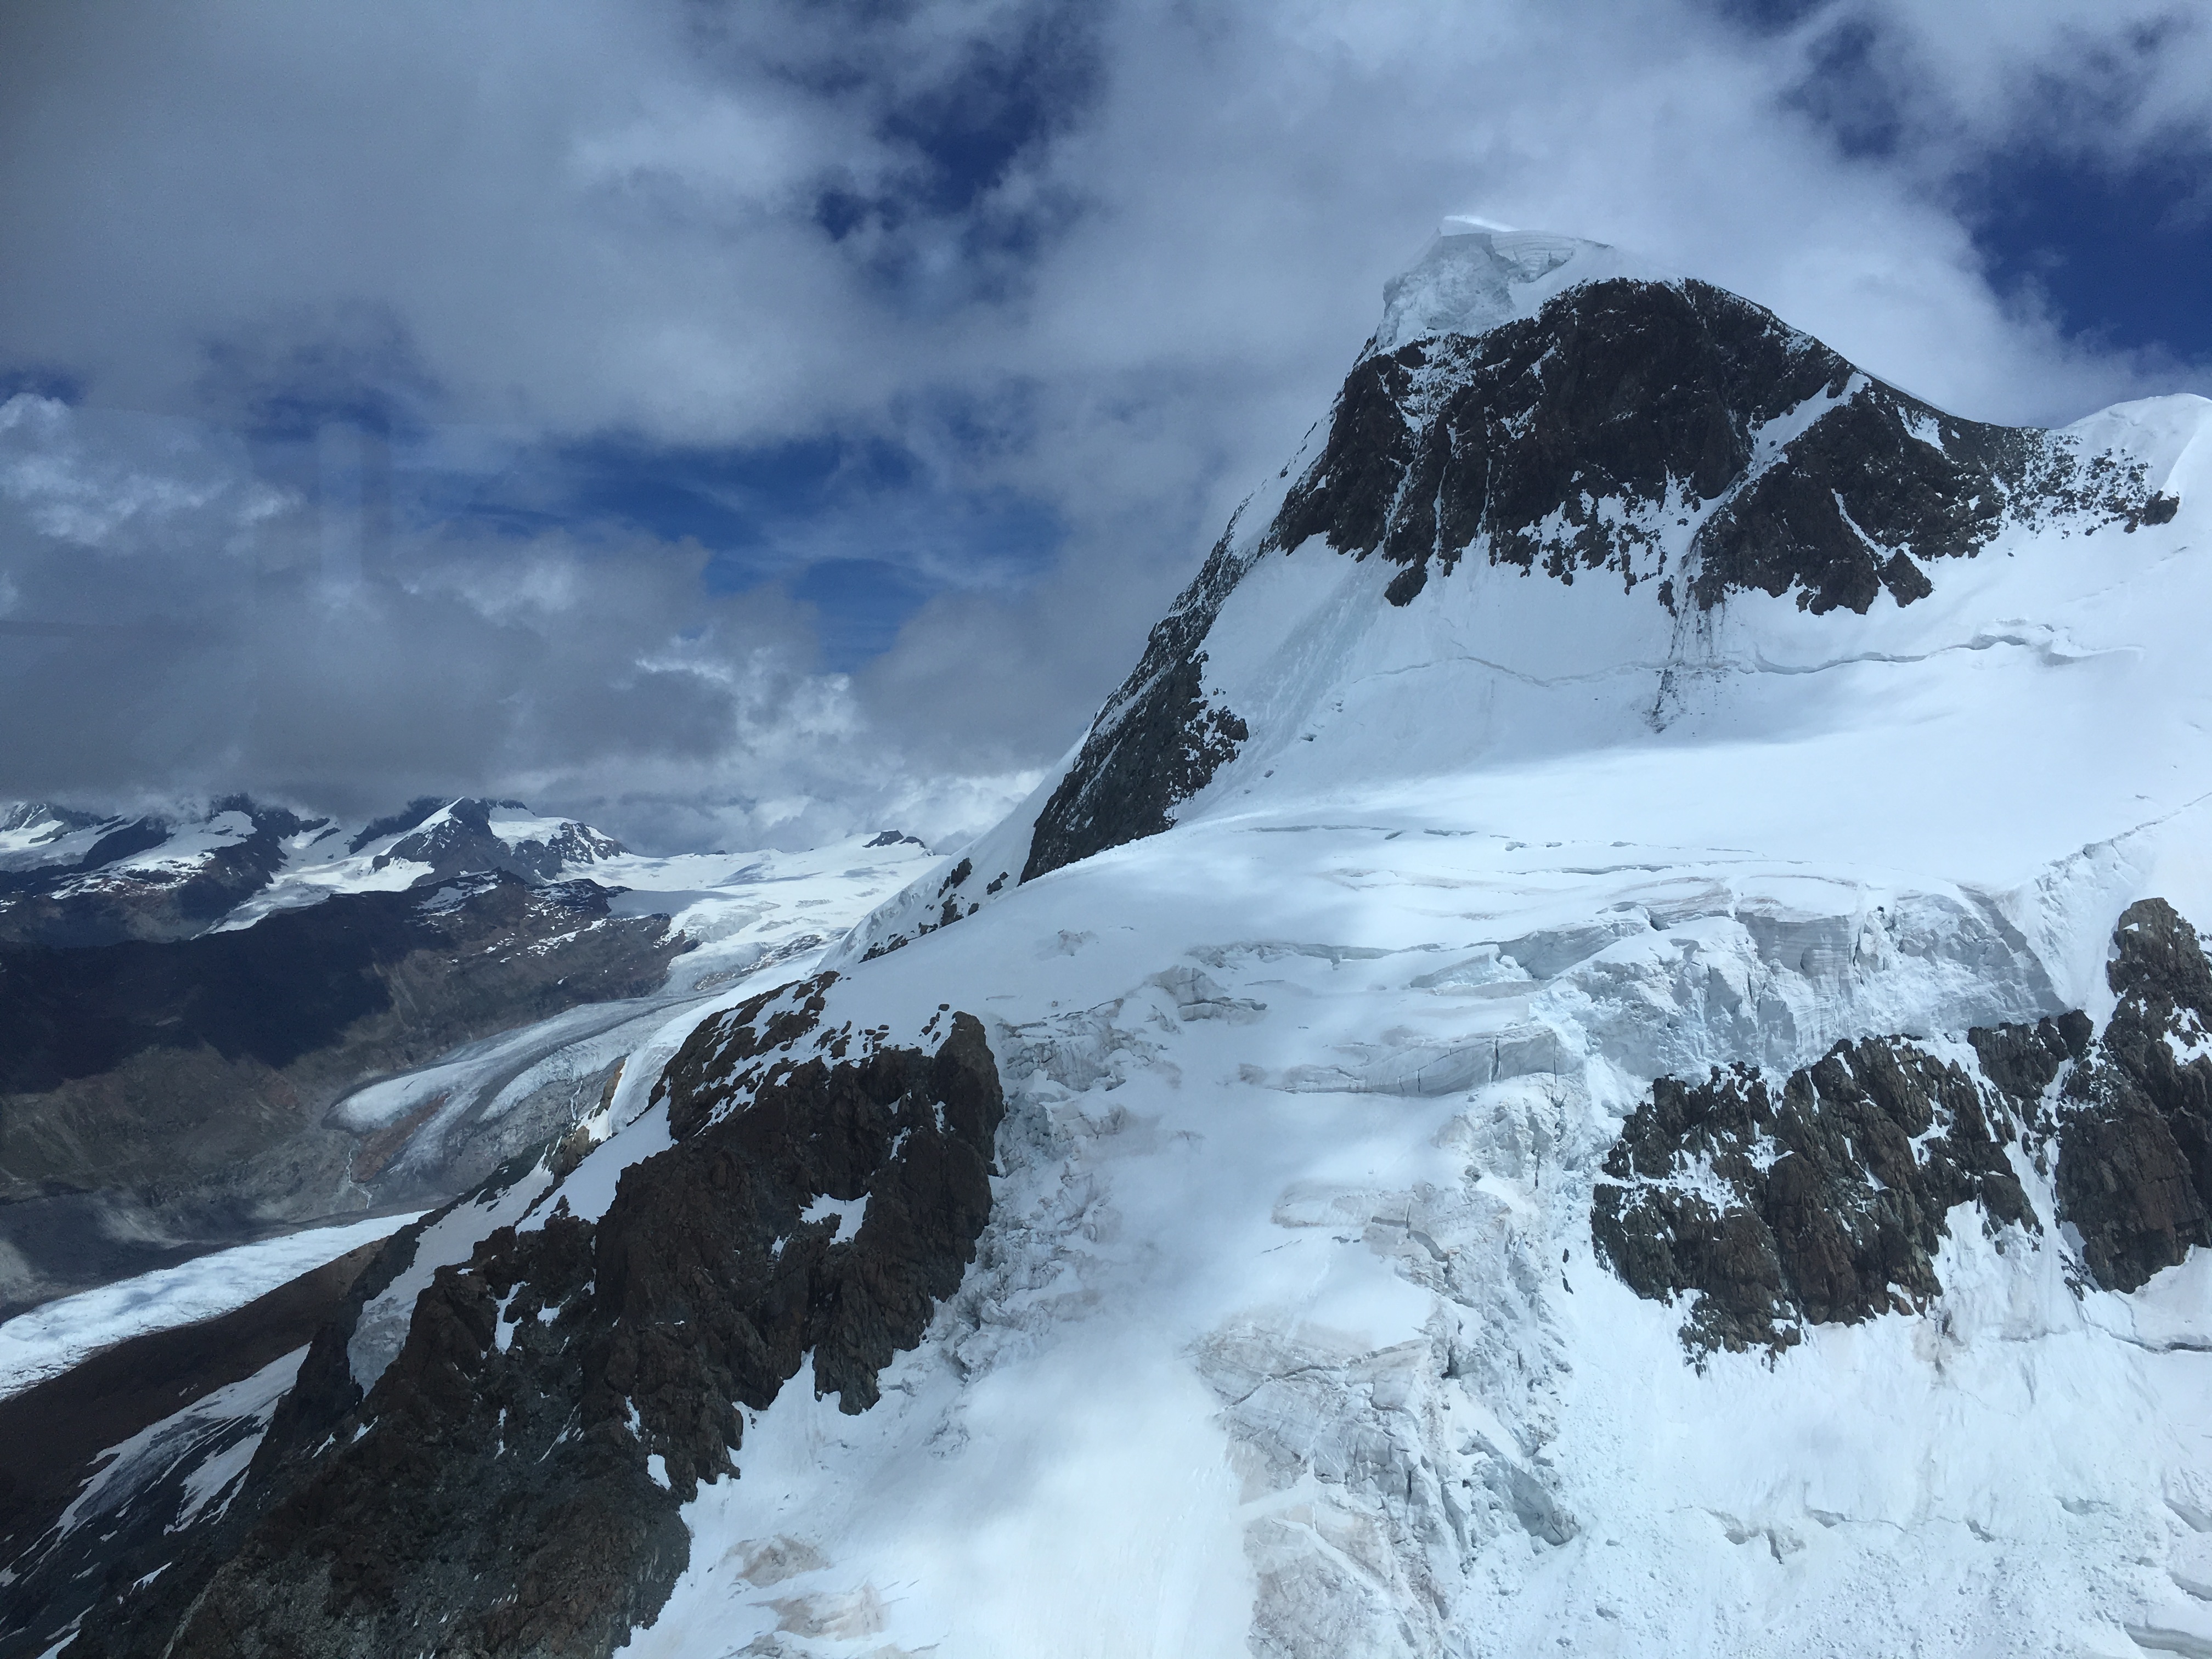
[0,0,2205,849]
[1968,148,2212,363]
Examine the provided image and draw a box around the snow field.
[592,783,2205,1655]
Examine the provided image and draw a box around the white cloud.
[0,394,293,551]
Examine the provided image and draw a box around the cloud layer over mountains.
[1,0,2207,850]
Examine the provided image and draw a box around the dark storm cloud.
[1,0,2207,851]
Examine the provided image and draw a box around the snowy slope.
[0,1215,421,1403]
[49,230,2212,1659]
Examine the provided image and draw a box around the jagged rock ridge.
[0,798,319,949]
[60,981,1004,1659]
[1278,278,2169,616]
[0,794,631,949]
[1592,1017,2079,1356]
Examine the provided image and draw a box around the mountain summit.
[19,229,2212,1659]
[855,222,2194,945]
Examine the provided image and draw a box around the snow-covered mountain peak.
[843,244,2196,960]
[31,225,2212,1658]
[2065,391,2212,495]
[1365,219,1675,357]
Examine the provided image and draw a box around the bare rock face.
[1596,900,2212,1352]
[360,796,628,884]
[1277,278,2166,616]
[1592,1018,2078,1357]
[64,992,1004,1659]
[2054,898,2212,1291]
[1021,527,1253,884]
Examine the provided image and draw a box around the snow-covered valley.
[10,225,2212,1659]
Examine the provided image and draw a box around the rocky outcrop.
[1593,1019,2078,1357]
[0,874,687,1316]
[1277,278,2168,617]
[1596,900,2212,1351]
[2054,898,2212,1291]
[366,797,628,884]
[1022,523,1254,883]
[64,996,1004,1659]
[859,856,985,959]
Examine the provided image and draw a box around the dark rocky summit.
[1283,279,2164,616]
[1017,275,2171,886]
[54,980,1003,1659]
[1595,900,2212,1355]
[358,796,628,884]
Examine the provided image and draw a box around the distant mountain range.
[0,794,936,1324]
[0,795,635,947]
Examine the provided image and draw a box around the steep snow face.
[1171,399,2206,879]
